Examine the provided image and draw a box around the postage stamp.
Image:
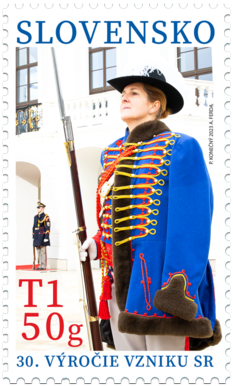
[1,1,231,384]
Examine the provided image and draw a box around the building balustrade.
[185,79,214,109]
[15,79,214,135]
[66,79,214,129]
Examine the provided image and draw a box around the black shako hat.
[108,66,184,115]
[37,201,46,208]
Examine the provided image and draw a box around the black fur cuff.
[153,275,197,321]
[118,311,213,339]
[189,320,222,350]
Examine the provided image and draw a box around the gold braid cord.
[100,240,110,297]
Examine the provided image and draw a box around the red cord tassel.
[102,278,112,300]
[98,300,111,320]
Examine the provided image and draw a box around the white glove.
[44,239,49,242]
[79,238,97,262]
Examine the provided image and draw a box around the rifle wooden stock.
[69,146,103,351]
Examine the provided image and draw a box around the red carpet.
[16,265,57,271]
[16,264,39,270]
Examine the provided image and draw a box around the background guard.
[32,201,51,270]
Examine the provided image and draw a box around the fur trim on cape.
[112,119,171,311]
[118,311,213,339]
[153,275,198,322]
[189,320,222,350]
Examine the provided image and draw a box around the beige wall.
[16,175,38,266]
[73,147,103,270]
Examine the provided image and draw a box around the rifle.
[51,48,103,351]
[33,246,36,270]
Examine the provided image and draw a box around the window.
[16,48,42,135]
[177,47,213,81]
[89,47,117,94]
[16,47,38,108]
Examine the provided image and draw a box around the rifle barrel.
[51,48,67,138]
[51,47,103,351]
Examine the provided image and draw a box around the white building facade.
[15,45,215,271]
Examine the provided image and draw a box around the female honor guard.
[80,64,222,351]
[32,201,51,270]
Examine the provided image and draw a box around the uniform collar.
[123,121,170,143]
[126,119,171,144]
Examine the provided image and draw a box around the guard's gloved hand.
[44,239,48,242]
[79,238,97,262]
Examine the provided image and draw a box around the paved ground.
[16,268,214,352]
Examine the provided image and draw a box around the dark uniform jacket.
[32,213,51,247]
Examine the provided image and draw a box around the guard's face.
[120,82,159,125]
[37,207,43,214]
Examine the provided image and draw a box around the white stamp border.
[3,3,229,383]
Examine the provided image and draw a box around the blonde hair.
[142,83,171,120]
